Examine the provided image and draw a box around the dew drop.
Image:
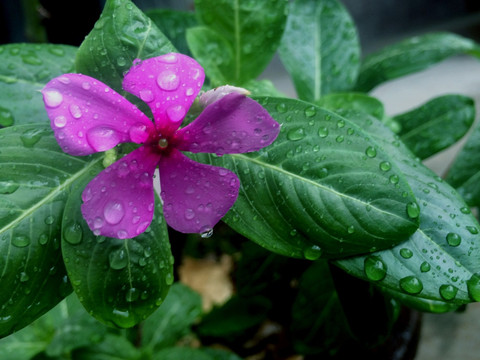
[44,215,55,225]
[43,89,63,108]
[54,115,67,128]
[69,104,82,119]
[157,70,180,91]
[86,126,121,152]
[439,284,458,301]
[304,106,316,117]
[201,228,213,238]
[109,249,128,270]
[467,274,480,301]
[159,53,178,63]
[400,248,413,259]
[38,233,49,245]
[303,245,322,260]
[337,119,345,128]
[336,135,344,143]
[82,81,91,90]
[420,261,431,272]
[166,104,186,123]
[446,232,461,247]
[318,127,329,138]
[0,181,19,194]
[287,127,306,141]
[399,276,423,294]
[389,174,399,184]
[276,103,287,113]
[184,208,195,220]
[165,272,174,285]
[466,226,479,235]
[139,89,154,102]
[12,235,30,248]
[104,200,125,225]
[20,272,29,283]
[406,202,420,219]
[63,222,83,245]
[20,128,43,148]
[364,256,387,281]
[460,207,471,214]
[365,146,377,158]
[0,107,14,127]
[125,288,139,302]
[379,161,391,172]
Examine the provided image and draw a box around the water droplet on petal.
[166,104,186,123]
[185,87,194,96]
[104,200,125,225]
[157,70,180,91]
[54,115,67,128]
[139,89,154,102]
[43,89,63,108]
[136,221,150,235]
[159,53,178,63]
[184,208,195,220]
[82,81,91,90]
[201,228,213,238]
[69,104,82,119]
[87,126,121,152]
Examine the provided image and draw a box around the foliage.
[2,0,480,358]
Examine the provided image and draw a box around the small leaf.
[141,283,202,352]
[394,95,475,160]
[75,0,176,95]
[335,111,480,312]
[0,123,103,337]
[0,43,76,127]
[192,97,418,259]
[146,9,198,56]
[279,0,360,101]
[446,121,480,206]
[62,171,173,328]
[191,0,287,85]
[72,334,142,360]
[356,32,480,92]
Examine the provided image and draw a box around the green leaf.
[191,97,418,259]
[279,0,360,102]
[152,347,213,360]
[356,32,480,92]
[394,95,475,160]
[146,9,198,56]
[242,79,285,97]
[335,111,480,312]
[445,121,480,206]
[0,43,76,127]
[197,295,271,340]
[191,0,287,85]
[186,26,233,85]
[141,283,202,352]
[75,0,176,95]
[0,123,105,337]
[316,92,385,120]
[61,172,173,328]
[73,334,142,360]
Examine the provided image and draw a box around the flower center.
[158,138,169,149]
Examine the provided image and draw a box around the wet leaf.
[0,123,104,337]
[279,0,360,101]
[191,97,418,259]
[335,111,480,312]
[75,0,176,95]
[356,32,480,92]
[62,170,173,328]
[316,92,385,120]
[0,43,76,127]
[394,95,475,160]
[73,334,142,360]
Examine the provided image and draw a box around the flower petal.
[81,146,160,239]
[42,74,154,156]
[176,93,280,155]
[158,149,239,234]
[122,54,205,136]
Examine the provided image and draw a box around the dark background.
[1,0,480,53]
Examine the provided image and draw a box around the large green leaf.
[0,123,102,337]
[0,43,76,127]
[73,334,142,360]
[75,0,176,96]
[356,32,480,92]
[191,97,419,259]
[316,92,385,120]
[446,121,480,206]
[189,0,287,85]
[61,171,173,328]
[146,9,198,56]
[335,111,480,312]
[141,283,202,352]
[278,0,360,102]
[394,95,475,160]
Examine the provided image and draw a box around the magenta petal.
[42,74,154,156]
[176,93,280,155]
[122,54,205,135]
[158,149,239,234]
[81,146,160,239]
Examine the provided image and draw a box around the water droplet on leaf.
[109,249,128,270]
[399,276,423,294]
[364,256,387,281]
[446,232,461,247]
[64,222,83,245]
[439,284,458,301]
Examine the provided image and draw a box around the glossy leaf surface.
[0,123,101,337]
[279,0,360,101]
[356,32,480,92]
[192,97,419,259]
[75,0,176,96]
[336,112,480,312]
[394,95,475,160]
[189,0,287,85]
[0,43,76,127]
[62,172,173,328]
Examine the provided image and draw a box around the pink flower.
[41,53,279,239]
